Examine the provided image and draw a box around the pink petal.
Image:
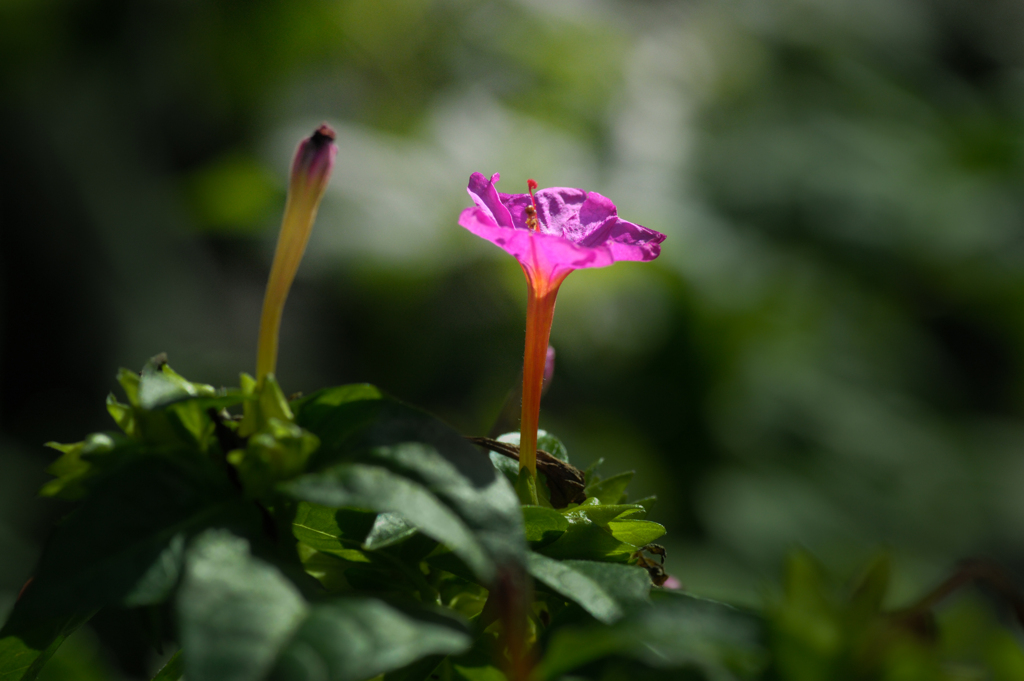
[458,206,617,279]
[459,173,666,278]
[574,192,618,246]
[661,575,682,590]
[467,172,515,230]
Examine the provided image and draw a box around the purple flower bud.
[290,124,337,196]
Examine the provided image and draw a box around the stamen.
[526,179,539,231]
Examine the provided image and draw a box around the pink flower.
[459,173,664,282]
[458,172,665,490]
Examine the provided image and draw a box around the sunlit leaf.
[522,506,568,547]
[526,553,649,624]
[583,471,633,505]
[364,512,418,550]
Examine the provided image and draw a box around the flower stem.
[519,272,564,482]
[255,192,315,384]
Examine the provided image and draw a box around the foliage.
[2,356,1020,680]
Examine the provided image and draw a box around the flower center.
[525,179,539,231]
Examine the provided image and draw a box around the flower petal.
[467,172,515,230]
[459,206,618,277]
[532,187,587,238]
[459,172,666,277]
[573,192,618,246]
[603,217,666,262]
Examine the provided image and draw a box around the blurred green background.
[3,0,1024,675]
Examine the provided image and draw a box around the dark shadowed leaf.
[538,592,767,680]
[0,610,94,681]
[14,454,255,624]
[39,432,138,500]
[270,599,471,681]
[150,650,182,681]
[177,530,307,681]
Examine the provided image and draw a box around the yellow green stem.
[255,190,319,384]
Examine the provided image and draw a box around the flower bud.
[290,124,337,199]
[256,124,337,384]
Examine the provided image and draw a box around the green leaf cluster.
[4,360,1021,681]
[0,360,753,681]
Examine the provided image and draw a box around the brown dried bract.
[467,436,586,508]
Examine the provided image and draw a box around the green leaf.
[293,390,526,578]
[150,650,182,681]
[110,360,247,449]
[850,554,890,620]
[292,383,384,414]
[487,451,518,487]
[297,545,358,592]
[381,655,444,681]
[137,359,217,410]
[537,592,767,680]
[3,453,250,679]
[767,551,849,681]
[229,418,319,497]
[178,530,307,681]
[583,471,633,505]
[284,460,495,582]
[522,506,568,547]
[495,430,569,463]
[449,630,506,681]
[0,610,94,681]
[270,600,472,681]
[631,495,657,513]
[526,553,649,624]
[536,431,569,463]
[364,512,418,550]
[537,522,633,563]
[290,502,376,560]
[582,458,604,485]
[14,454,256,625]
[39,432,136,500]
[562,501,646,525]
[292,505,437,599]
[606,520,665,548]
[291,384,386,450]
[355,413,525,570]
